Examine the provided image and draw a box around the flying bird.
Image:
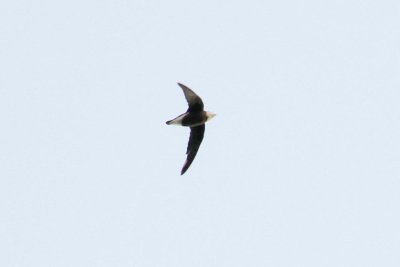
[166,83,216,175]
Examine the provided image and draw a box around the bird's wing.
[181,124,205,175]
[177,83,204,112]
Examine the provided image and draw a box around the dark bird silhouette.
[166,83,215,175]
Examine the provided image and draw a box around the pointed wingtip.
[181,161,189,175]
[180,166,187,175]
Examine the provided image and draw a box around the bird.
[166,83,216,175]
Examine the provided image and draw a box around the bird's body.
[166,83,215,175]
[166,110,213,127]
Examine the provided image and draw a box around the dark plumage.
[166,83,215,175]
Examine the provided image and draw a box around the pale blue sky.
[1,0,399,266]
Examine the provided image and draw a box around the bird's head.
[206,111,216,121]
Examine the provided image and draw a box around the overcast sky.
[1,0,399,266]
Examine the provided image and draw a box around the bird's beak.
[207,112,216,120]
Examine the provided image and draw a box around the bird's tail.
[165,113,186,125]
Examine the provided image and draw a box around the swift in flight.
[166,83,216,175]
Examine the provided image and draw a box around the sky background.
[1,0,399,266]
